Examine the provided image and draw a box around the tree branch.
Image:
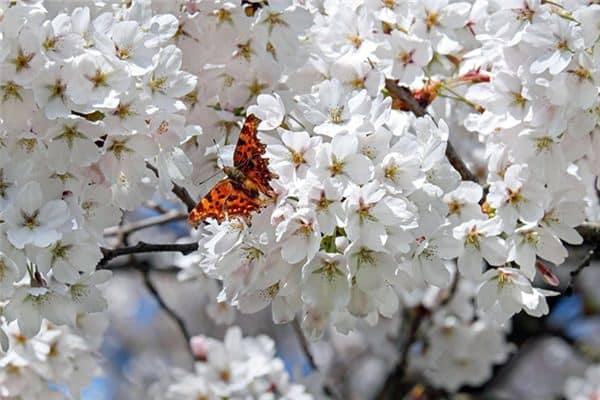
[376,306,429,400]
[139,264,192,345]
[146,161,197,212]
[99,241,199,267]
[292,319,318,370]
[103,210,188,237]
[565,248,595,296]
[576,223,600,248]
[385,79,427,117]
[291,320,339,399]
[385,79,479,183]
[445,141,479,183]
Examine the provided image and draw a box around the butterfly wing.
[233,114,265,169]
[188,179,261,226]
[233,114,276,197]
[243,155,276,197]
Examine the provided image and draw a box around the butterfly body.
[188,115,277,226]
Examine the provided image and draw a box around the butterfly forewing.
[233,114,266,171]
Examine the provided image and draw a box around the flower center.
[263,12,288,33]
[512,92,526,107]
[448,199,462,215]
[295,221,314,237]
[534,136,554,154]
[506,188,523,205]
[356,247,375,267]
[522,230,539,247]
[235,40,253,61]
[43,36,58,51]
[329,158,345,176]
[248,78,268,96]
[218,369,231,382]
[569,65,592,81]
[54,125,87,149]
[212,8,232,25]
[108,139,133,160]
[329,106,344,124]
[315,260,341,282]
[158,120,169,134]
[113,102,134,119]
[148,75,167,92]
[465,226,481,249]
[86,69,109,88]
[357,200,377,223]
[398,50,414,65]
[346,34,362,48]
[1,80,24,102]
[384,163,399,182]
[48,79,66,99]
[21,210,40,229]
[11,48,35,72]
[115,45,131,60]
[50,241,73,265]
[18,138,37,153]
[425,11,439,30]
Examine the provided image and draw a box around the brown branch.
[292,319,318,370]
[445,141,479,183]
[99,241,199,266]
[565,248,595,296]
[385,79,479,183]
[376,306,429,400]
[385,79,427,117]
[140,264,192,345]
[146,161,197,212]
[103,210,188,237]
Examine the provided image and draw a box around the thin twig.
[375,306,429,400]
[146,161,197,212]
[291,320,339,399]
[103,210,188,237]
[292,319,318,370]
[140,263,192,345]
[99,241,199,266]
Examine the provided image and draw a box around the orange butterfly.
[188,114,277,226]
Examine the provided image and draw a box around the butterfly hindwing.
[244,154,276,197]
[187,179,261,226]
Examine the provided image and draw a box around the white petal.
[481,237,508,266]
[458,247,484,279]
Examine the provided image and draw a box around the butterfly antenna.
[196,170,222,187]
[195,138,227,187]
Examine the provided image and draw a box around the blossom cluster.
[148,326,312,400]
[0,0,199,347]
[180,0,598,341]
[411,279,513,391]
[0,0,598,395]
[0,314,107,399]
[564,364,600,400]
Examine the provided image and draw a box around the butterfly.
[188,114,277,226]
